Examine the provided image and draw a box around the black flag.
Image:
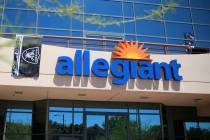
[12,35,42,77]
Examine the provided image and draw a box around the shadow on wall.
[129,79,180,91]
[53,74,180,92]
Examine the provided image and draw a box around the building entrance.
[85,112,128,140]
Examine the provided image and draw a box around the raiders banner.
[12,35,42,77]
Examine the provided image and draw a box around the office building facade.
[0,0,210,140]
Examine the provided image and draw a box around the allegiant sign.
[55,41,183,85]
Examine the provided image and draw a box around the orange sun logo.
[112,40,152,61]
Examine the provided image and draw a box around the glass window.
[192,9,210,24]
[38,29,70,36]
[3,9,37,27]
[84,0,122,16]
[48,111,73,135]
[4,26,36,34]
[137,36,166,43]
[199,122,210,139]
[74,113,83,135]
[49,107,73,111]
[166,22,193,38]
[163,0,189,6]
[129,114,139,140]
[124,18,136,34]
[135,0,161,4]
[140,114,161,139]
[39,0,71,9]
[0,8,3,24]
[135,3,159,19]
[185,122,210,140]
[5,0,37,9]
[4,109,32,140]
[38,12,70,29]
[167,39,185,45]
[129,109,138,113]
[139,109,160,114]
[190,0,210,9]
[72,31,83,37]
[86,108,127,113]
[0,1,4,8]
[123,2,134,17]
[164,7,191,22]
[108,115,128,140]
[72,14,83,30]
[194,25,210,41]
[84,15,123,33]
[125,35,137,41]
[185,122,200,139]
[48,106,83,140]
[136,20,165,37]
[86,115,105,140]
[196,41,210,48]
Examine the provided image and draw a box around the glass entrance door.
[108,115,127,140]
[86,114,106,140]
[85,113,128,140]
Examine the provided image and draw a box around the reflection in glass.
[87,115,105,140]
[136,20,165,37]
[84,0,122,16]
[38,12,70,29]
[129,114,139,140]
[166,22,193,38]
[5,0,37,8]
[3,9,37,27]
[48,112,73,135]
[74,113,83,135]
[185,122,199,139]
[86,108,127,113]
[199,122,210,139]
[190,0,210,9]
[192,9,210,24]
[123,2,134,17]
[5,109,32,140]
[163,0,189,6]
[194,25,210,41]
[164,7,191,22]
[140,114,161,140]
[108,115,127,140]
[139,109,160,114]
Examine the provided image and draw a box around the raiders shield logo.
[21,47,40,65]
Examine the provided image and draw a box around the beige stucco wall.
[0,37,210,115]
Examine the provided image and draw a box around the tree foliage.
[5,122,31,140]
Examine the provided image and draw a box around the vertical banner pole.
[16,35,24,76]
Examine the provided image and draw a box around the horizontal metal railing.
[0,33,191,54]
